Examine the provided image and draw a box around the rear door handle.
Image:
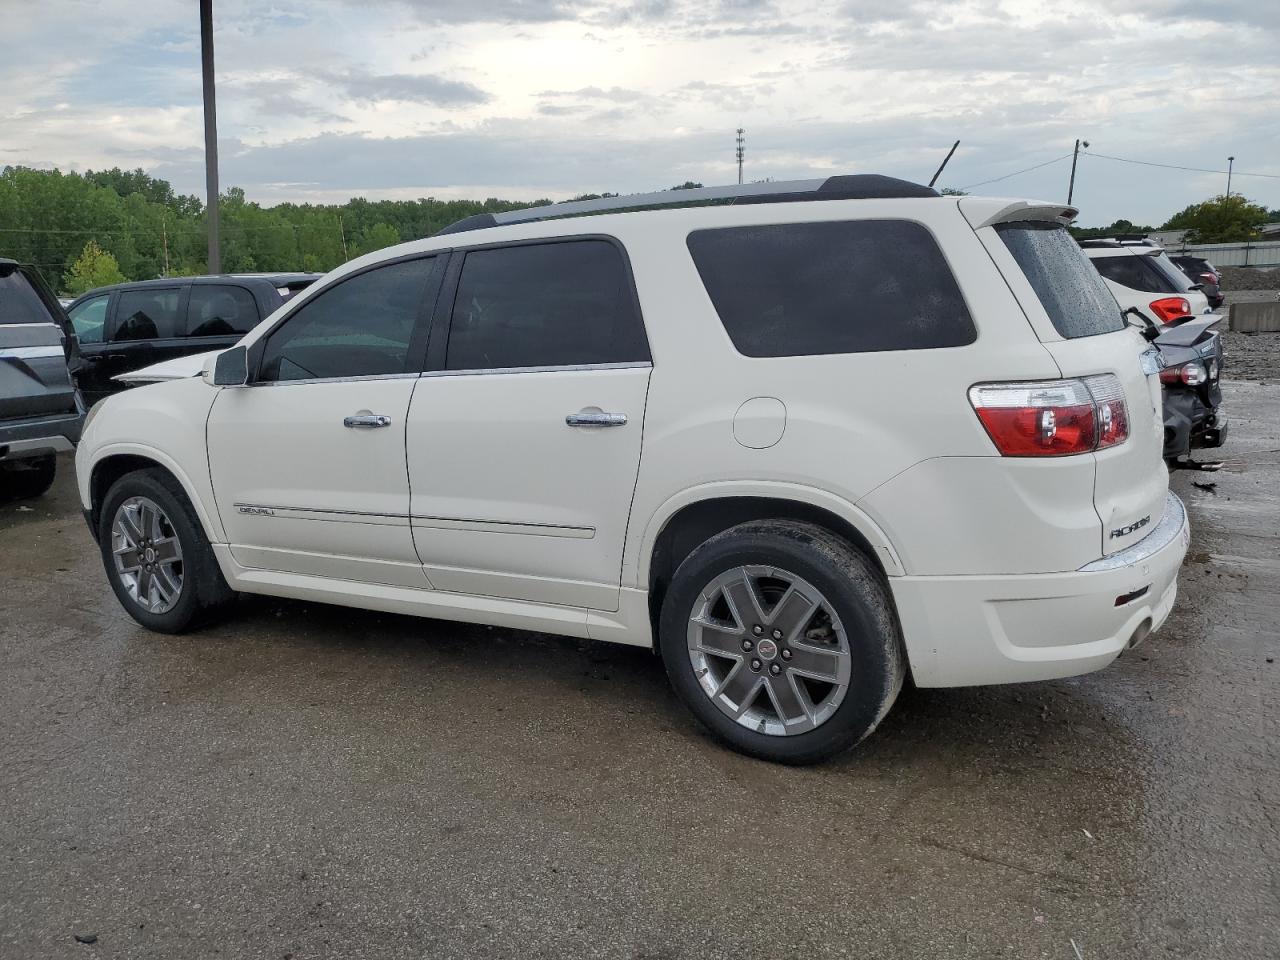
[565,411,627,427]
[343,414,392,428]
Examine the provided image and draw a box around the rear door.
[0,267,77,421]
[405,238,651,611]
[976,215,1168,558]
[77,285,187,403]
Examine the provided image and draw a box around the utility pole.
[1226,156,1235,198]
[736,128,745,185]
[200,0,221,273]
[339,215,349,261]
[1067,138,1089,206]
[161,213,170,276]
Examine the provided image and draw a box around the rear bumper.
[0,411,82,461]
[892,493,1189,687]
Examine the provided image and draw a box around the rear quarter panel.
[615,199,1066,585]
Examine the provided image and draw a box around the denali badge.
[1110,515,1150,539]
[238,505,275,517]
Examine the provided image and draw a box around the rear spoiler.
[1154,315,1222,348]
[958,198,1078,230]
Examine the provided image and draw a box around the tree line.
[1,164,1275,295]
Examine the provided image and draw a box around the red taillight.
[1149,296,1191,324]
[969,375,1130,457]
[1199,273,1216,284]
[1159,361,1207,386]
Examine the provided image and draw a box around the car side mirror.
[208,345,249,386]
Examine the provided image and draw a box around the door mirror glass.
[211,345,248,386]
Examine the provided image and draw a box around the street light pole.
[1226,156,1234,198]
[1067,138,1089,206]
[200,0,221,274]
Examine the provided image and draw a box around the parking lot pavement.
[1,385,1276,960]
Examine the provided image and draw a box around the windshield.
[995,222,1123,339]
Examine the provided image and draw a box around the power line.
[958,153,1073,190]
[1082,150,1280,181]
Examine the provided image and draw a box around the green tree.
[351,222,402,258]
[1070,219,1156,240]
[65,240,126,294]
[1161,194,1269,243]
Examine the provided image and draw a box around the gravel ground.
[1219,287,1280,383]
[2,387,1278,960]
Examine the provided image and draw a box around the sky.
[2,0,1278,226]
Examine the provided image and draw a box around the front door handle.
[565,411,627,427]
[343,414,392,428]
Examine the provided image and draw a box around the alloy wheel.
[687,565,852,736]
[111,496,184,614]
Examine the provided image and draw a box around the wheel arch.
[639,484,905,629]
[87,444,224,544]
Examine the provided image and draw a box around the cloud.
[315,69,491,106]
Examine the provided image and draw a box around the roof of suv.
[435,174,941,236]
[69,272,322,304]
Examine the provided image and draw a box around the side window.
[1093,255,1177,293]
[186,285,260,337]
[112,288,182,342]
[446,240,649,371]
[67,295,110,344]
[258,257,435,382]
[0,271,54,325]
[686,220,976,357]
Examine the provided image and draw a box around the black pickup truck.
[64,273,319,405]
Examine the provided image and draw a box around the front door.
[406,238,651,611]
[207,255,441,587]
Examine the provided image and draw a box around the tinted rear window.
[186,284,260,336]
[446,240,649,370]
[1092,254,1180,294]
[995,223,1123,339]
[686,220,975,357]
[0,270,54,325]
[113,288,182,341]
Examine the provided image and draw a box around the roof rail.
[434,174,939,236]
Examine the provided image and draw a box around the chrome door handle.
[343,414,392,428]
[565,411,628,427]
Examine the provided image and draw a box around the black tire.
[1,454,57,500]
[659,520,905,765]
[98,467,236,633]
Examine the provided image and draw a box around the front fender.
[75,378,223,542]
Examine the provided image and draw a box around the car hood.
[114,350,222,383]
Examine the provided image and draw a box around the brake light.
[969,375,1130,457]
[1149,297,1191,324]
[1159,361,1207,386]
[1199,273,1216,284]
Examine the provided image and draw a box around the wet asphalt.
[1,382,1277,960]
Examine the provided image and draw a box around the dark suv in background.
[65,273,319,404]
[0,259,83,499]
[1170,255,1225,309]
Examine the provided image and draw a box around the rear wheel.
[0,454,56,500]
[98,468,236,633]
[659,520,905,764]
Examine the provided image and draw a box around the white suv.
[75,176,1190,763]
[1082,240,1212,323]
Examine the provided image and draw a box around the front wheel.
[659,520,905,765]
[0,454,56,500]
[98,468,236,633]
